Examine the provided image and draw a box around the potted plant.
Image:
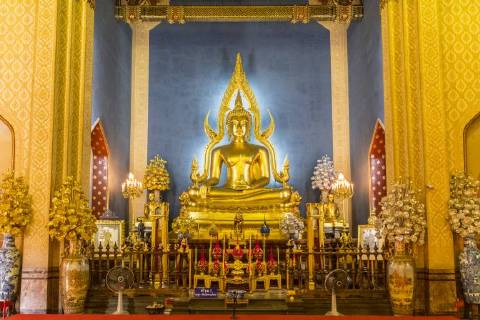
[374,180,426,315]
[48,176,97,314]
[447,173,480,304]
[143,155,170,202]
[0,171,32,302]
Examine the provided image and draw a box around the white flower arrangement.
[447,173,480,238]
[375,181,426,247]
[311,155,337,192]
[279,213,305,237]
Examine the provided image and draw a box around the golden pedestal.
[187,207,297,241]
[148,202,169,287]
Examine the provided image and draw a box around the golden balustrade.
[86,238,387,292]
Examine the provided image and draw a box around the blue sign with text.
[194,287,218,298]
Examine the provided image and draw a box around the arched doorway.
[464,112,480,180]
[368,119,386,215]
[91,120,110,218]
[0,115,14,176]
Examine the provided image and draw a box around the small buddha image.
[101,227,113,247]
[322,193,341,223]
[145,192,161,220]
[137,217,145,240]
[233,210,244,236]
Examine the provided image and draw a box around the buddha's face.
[232,119,247,138]
[327,194,335,203]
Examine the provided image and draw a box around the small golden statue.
[144,192,162,219]
[322,193,342,223]
[233,210,244,237]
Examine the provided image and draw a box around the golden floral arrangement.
[375,181,426,248]
[0,171,32,236]
[143,155,170,191]
[48,176,97,242]
[447,172,480,238]
[172,208,196,239]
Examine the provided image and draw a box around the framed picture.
[357,224,383,251]
[94,219,125,248]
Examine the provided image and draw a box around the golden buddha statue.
[178,53,301,241]
[186,93,295,208]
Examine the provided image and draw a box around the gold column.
[318,21,352,227]
[0,0,93,313]
[128,21,160,228]
[381,0,456,313]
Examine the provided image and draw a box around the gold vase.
[387,241,415,315]
[61,240,90,314]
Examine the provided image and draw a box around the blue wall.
[348,0,384,230]
[148,23,332,218]
[92,0,132,219]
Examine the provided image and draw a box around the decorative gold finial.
[227,92,250,123]
[234,53,245,82]
[235,91,243,108]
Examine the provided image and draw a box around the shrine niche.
[91,120,110,218]
[368,119,386,215]
[0,115,14,176]
[465,112,480,181]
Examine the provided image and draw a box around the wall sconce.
[332,172,354,200]
[121,172,143,199]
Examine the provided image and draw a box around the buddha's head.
[327,193,335,203]
[226,93,251,141]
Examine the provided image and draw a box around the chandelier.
[121,172,143,199]
[332,172,354,200]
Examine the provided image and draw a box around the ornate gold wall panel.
[439,0,480,172]
[0,1,35,178]
[381,0,425,195]
[82,3,95,192]
[417,0,453,271]
[0,0,94,313]
[129,22,159,227]
[52,0,94,193]
[0,0,57,313]
[318,21,352,226]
